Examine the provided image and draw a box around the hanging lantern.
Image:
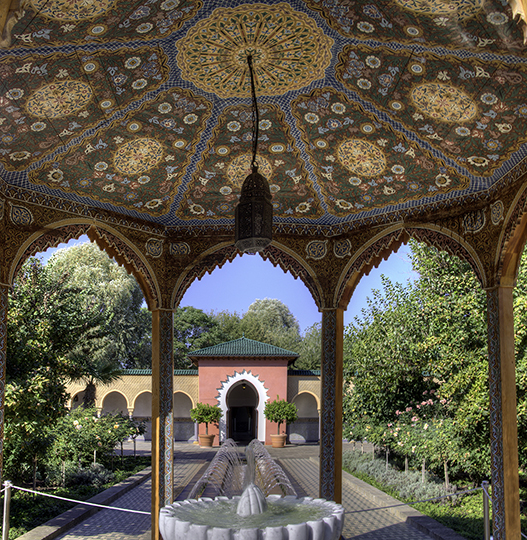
[235,165,273,253]
[234,54,273,253]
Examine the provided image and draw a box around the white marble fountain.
[159,439,344,540]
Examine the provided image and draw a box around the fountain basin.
[160,494,344,540]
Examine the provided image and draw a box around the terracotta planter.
[270,434,287,448]
[198,434,215,447]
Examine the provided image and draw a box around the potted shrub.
[264,397,298,448]
[190,402,223,447]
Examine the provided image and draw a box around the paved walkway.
[37,442,465,540]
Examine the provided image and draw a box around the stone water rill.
[159,439,344,540]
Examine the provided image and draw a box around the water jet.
[159,439,344,540]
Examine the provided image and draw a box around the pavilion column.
[486,286,521,540]
[0,283,7,485]
[319,308,344,503]
[151,308,174,540]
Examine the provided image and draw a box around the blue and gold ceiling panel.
[8,0,202,47]
[292,88,467,216]
[0,46,169,171]
[1,0,527,231]
[336,44,527,177]
[28,88,212,216]
[177,104,323,220]
[303,0,524,52]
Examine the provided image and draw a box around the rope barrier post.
[482,480,491,540]
[2,481,11,540]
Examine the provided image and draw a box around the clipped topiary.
[190,402,222,435]
[264,396,298,435]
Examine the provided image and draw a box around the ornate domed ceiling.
[1,0,527,235]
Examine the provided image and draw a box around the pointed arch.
[171,241,323,309]
[335,224,486,309]
[497,185,527,286]
[8,219,160,309]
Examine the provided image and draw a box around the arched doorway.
[173,392,194,442]
[101,391,128,415]
[226,381,258,443]
[290,392,319,443]
[134,391,152,441]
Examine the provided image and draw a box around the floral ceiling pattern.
[1,0,527,232]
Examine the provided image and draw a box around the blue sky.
[37,236,416,334]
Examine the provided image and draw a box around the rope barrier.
[6,484,150,515]
[343,486,482,514]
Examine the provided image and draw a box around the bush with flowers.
[46,407,140,486]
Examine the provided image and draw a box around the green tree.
[173,306,231,368]
[190,403,222,435]
[343,277,430,442]
[343,241,492,480]
[294,322,321,370]
[48,407,136,468]
[264,397,298,434]
[211,309,244,341]
[5,257,104,483]
[241,298,302,351]
[48,242,151,401]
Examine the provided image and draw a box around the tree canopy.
[342,239,511,482]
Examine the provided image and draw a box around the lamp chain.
[247,54,260,171]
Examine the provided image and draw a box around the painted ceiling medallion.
[30,0,115,21]
[411,83,477,122]
[114,138,164,175]
[338,140,387,177]
[395,0,482,20]
[227,154,273,188]
[26,80,93,118]
[292,87,467,217]
[176,3,334,98]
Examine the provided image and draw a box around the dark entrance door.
[226,382,258,443]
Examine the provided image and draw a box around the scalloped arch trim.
[216,370,269,442]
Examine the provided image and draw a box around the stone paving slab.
[278,458,439,540]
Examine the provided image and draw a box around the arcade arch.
[289,391,319,444]
[101,391,128,415]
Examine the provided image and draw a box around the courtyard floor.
[28,441,466,540]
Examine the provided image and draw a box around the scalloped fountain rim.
[160,494,345,540]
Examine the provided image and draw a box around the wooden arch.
[171,241,324,310]
[8,220,161,310]
[335,224,487,310]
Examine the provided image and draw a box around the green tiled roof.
[287,369,321,376]
[122,369,198,375]
[188,337,299,359]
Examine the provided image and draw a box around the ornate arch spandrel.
[496,185,527,286]
[171,242,239,308]
[8,220,160,309]
[260,243,323,309]
[9,222,92,285]
[171,241,324,310]
[335,224,486,310]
